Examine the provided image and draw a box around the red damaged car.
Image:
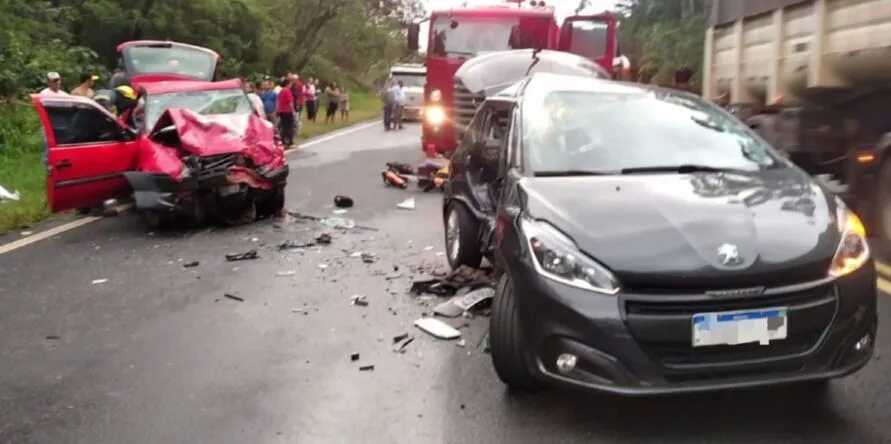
[32,79,288,228]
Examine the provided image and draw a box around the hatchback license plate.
[692,307,788,347]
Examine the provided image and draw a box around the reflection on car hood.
[150,108,281,164]
[519,168,841,288]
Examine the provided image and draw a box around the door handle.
[56,159,72,169]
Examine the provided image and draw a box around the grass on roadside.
[0,93,381,234]
[298,92,380,139]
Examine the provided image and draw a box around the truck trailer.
[703,0,891,247]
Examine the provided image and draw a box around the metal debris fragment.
[224,293,244,302]
[183,261,200,268]
[225,250,258,261]
[359,365,375,371]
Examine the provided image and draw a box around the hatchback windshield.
[143,88,254,130]
[521,87,782,174]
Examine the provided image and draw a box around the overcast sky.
[418,0,620,51]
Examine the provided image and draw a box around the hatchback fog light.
[855,334,871,351]
[556,353,577,373]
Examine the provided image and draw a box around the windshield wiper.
[534,170,614,177]
[619,165,740,175]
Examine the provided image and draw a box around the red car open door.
[31,94,140,213]
[558,12,618,75]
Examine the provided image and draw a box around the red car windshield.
[429,16,550,58]
[563,20,610,61]
[121,44,217,81]
[143,88,253,130]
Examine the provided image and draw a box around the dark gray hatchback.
[442,73,877,395]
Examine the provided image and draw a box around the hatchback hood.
[149,108,281,164]
[519,169,842,288]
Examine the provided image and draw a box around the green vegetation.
[0,0,420,232]
[615,0,708,88]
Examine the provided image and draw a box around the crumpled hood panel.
[150,108,284,166]
[519,169,841,288]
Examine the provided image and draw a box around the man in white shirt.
[392,80,406,130]
[39,72,69,95]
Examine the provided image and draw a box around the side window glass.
[45,103,120,145]
[507,107,520,169]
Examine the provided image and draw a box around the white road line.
[0,120,380,255]
[284,120,379,154]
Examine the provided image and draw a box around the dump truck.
[703,0,891,247]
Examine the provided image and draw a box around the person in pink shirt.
[305,77,318,123]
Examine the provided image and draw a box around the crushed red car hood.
[151,108,282,161]
[138,108,285,179]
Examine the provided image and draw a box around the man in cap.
[39,72,68,95]
[70,73,99,97]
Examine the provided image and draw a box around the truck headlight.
[828,203,870,277]
[430,89,441,102]
[425,106,445,125]
[521,219,620,294]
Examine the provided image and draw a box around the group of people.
[247,73,350,149]
[380,79,406,131]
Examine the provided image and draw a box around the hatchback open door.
[31,95,141,213]
[558,12,618,75]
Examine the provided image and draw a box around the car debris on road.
[414,318,462,339]
[225,250,259,261]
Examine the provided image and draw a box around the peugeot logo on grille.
[717,243,743,266]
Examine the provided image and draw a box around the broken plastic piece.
[224,293,244,302]
[225,250,259,261]
[432,287,495,318]
[359,365,375,371]
[397,197,415,210]
[92,279,108,284]
[334,195,354,208]
[0,184,20,202]
[351,353,360,361]
[183,261,199,268]
[351,295,369,306]
[392,333,410,343]
[414,318,461,339]
[315,233,332,244]
[276,270,297,276]
[320,217,356,230]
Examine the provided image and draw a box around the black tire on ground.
[140,210,168,230]
[444,201,483,270]
[256,187,285,219]
[490,274,539,391]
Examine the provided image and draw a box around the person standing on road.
[258,78,278,122]
[244,81,265,117]
[393,80,406,130]
[39,72,68,95]
[381,79,396,130]
[305,78,318,123]
[276,77,296,149]
[70,73,98,97]
[340,88,350,122]
[292,73,306,119]
[324,82,340,124]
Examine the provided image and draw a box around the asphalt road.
[1,121,891,444]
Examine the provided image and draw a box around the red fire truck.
[406,1,620,156]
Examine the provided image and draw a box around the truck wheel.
[444,201,483,270]
[490,274,539,391]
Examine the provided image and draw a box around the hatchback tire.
[490,274,539,391]
[444,201,482,270]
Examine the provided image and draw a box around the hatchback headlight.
[828,202,870,277]
[520,219,620,294]
[429,89,442,102]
